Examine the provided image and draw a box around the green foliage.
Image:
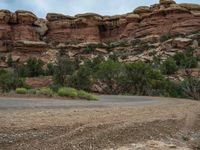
[59,48,66,57]
[78,90,97,101]
[0,69,25,92]
[96,59,122,93]
[173,53,198,68]
[121,61,165,95]
[181,77,200,100]
[14,57,45,77]
[84,44,97,54]
[68,65,92,91]
[46,63,55,76]
[26,57,44,77]
[53,56,75,86]
[37,88,55,97]
[58,87,78,98]
[16,88,27,94]
[7,54,13,67]
[160,58,178,75]
[160,33,172,42]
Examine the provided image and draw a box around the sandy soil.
[0,97,200,150]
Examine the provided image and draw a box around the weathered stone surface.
[15,10,37,24]
[26,76,53,88]
[34,18,48,36]
[0,0,200,69]
[46,13,75,21]
[172,37,193,48]
[180,3,200,11]
[160,0,176,5]
[134,6,151,14]
[0,10,11,24]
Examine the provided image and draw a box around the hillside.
[0,0,200,70]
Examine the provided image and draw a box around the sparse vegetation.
[160,58,178,75]
[58,87,78,98]
[78,90,97,101]
[37,88,55,97]
[16,88,28,94]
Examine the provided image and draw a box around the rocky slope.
[0,0,200,74]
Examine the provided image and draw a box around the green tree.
[96,59,122,93]
[0,69,24,92]
[26,57,44,77]
[7,54,13,67]
[160,58,178,75]
[53,56,75,86]
[121,61,164,95]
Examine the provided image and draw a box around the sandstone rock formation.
[0,0,200,69]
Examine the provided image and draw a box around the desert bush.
[121,61,165,95]
[96,59,122,93]
[160,33,172,42]
[58,87,78,98]
[26,57,44,77]
[68,65,92,91]
[160,58,178,75]
[78,90,97,101]
[14,57,44,77]
[45,63,55,76]
[181,77,200,100]
[84,44,97,54]
[37,88,54,97]
[7,54,14,67]
[173,53,198,68]
[16,88,27,94]
[0,69,25,92]
[53,56,75,86]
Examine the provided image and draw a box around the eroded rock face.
[0,0,200,66]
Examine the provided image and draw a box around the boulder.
[126,13,140,22]
[172,38,193,48]
[160,0,176,5]
[134,6,151,14]
[180,3,200,11]
[0,9,11,24]
[15,10,37,24]
[46,13,75,21]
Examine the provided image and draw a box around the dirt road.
[0,96,200,150]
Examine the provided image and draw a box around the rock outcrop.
[0,0,200,68]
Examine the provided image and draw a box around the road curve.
[0,95,170,109]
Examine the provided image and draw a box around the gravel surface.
[0,96,200,150]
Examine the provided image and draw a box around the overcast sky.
[0,0,200,18]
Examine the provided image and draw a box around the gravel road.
[0,96,200,150]
[0,95,165,109]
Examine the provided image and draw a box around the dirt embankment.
[0,97,200,150]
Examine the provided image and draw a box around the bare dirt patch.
[0,98,200,150]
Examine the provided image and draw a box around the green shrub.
[68,66,92,91]
[96,59,122,93]
[16,88,27,94]
[160,33,172,42]
[0,69,25,92]
[160,58,178,75]
[46,63,55,76]
[53,56,75,86]
[173,53,198,68]
[7,54,14,67]
[84,44,96,54]
[37,88,54,97]
[181,77,200,100]
[121,61,165,95]
[13,57,45,77]
[26,57,44,77]
[58,87,78,98]
[78,90,97,101]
